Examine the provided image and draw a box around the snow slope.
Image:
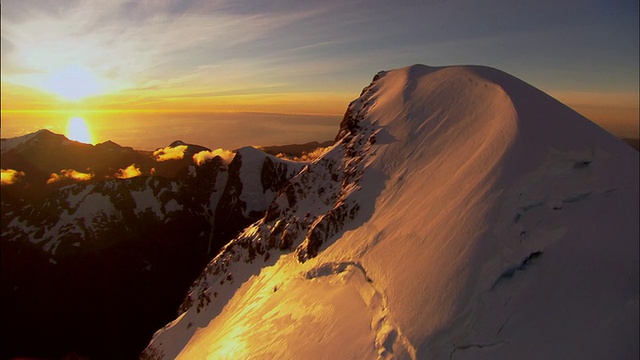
[1,129,52,153]
[144,65,639,359]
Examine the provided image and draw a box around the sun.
[45,66,102,101]
[67,117,93,144]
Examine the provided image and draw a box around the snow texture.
[144,65,639,360]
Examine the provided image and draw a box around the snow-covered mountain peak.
[340,64,631,157]
[1,129,66,153]
[144,65,638,359]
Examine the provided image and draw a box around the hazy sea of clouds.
[1,111,342,150]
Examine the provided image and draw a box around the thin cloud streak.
[1,0,338,96]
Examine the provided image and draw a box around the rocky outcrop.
[212,147,306,257]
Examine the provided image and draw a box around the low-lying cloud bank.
[154,145,188,161]
[115,164,142,179]
[275,146,331,162]
[47,169,94,184]
[1,169,25,185]
[193,149,235,166]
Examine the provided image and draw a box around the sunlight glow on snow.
[206,324,248,360]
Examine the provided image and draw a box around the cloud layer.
[115,164,142,179]
[47,169,94,184]
[275,145,330,162]
[154,145,188,161]
[193,148,235,166]
[1,169,25,185]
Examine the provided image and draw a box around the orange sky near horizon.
[549,90,639,139]
[3,81,637,141]
[1,1,638,144]
[0,81,353,115]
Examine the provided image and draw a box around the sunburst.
[45,66,102,101]
[66,117,93,144]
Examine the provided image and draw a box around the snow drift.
[144,65,639,359]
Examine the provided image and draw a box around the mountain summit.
[145,65,638,359]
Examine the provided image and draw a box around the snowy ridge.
[0,130,49,154]
[145,65,638,359]
[1,129,51,153]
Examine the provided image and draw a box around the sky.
[1,0,638,149]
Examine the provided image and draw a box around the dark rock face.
[334,72,384,143]
[261,155,296,193]
[213,150,252,247]
[212,149,304,258]
[1,134,303,360]
[2,213,212,359]
[335,107,358,142]
[2,176,216,359]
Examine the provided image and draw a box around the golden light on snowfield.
[66,117,93,144]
